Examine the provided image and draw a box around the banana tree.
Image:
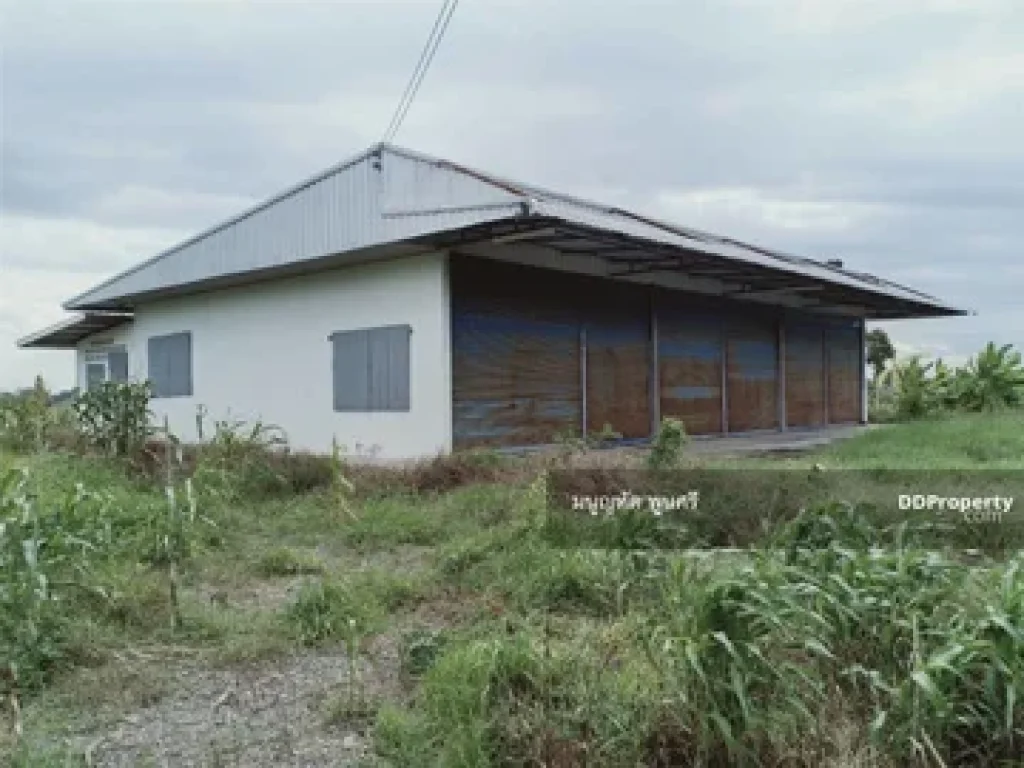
[956,342,1024,411]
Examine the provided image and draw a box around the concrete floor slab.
[684,424,873,457]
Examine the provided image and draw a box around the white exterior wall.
[80,253,452,459]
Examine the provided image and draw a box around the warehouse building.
[19,144,963,458]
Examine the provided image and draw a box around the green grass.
[823,410,1024,468]
[3,412,1023,766]
[253,546,325,577]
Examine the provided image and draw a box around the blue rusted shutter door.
[827,324,862,424]
[657,303,724,435]
[452,311,580,448]
[583,284,650,439]
[784,321,825,428]
[726,316,779,432]
[451,258,581,449]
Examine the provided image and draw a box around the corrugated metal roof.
[63,143,967,318]
[17,313,133,349]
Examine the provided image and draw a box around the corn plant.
[0,377,53,453]
[147,418,214,630]
[0,466,114,739]
[330,436,356,520]
[321,612,377,724]
[340,616,371,719]
[72,380,152,457]
[855,556,1024,764]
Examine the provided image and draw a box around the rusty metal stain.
[451,258,582,449]
[452,310,580,448]
[584,316,651,439]
[827,324,862,424]
[727,318,779,432]
[657,306,723,435]
[579,281,651,439]
[784,321,825,428]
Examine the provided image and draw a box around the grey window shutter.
[331,325,410,411]
[148,332,193,397]
[332,329,371,410]
[370,325,410,410]
[148,339,164,395]
[108,350,130,382]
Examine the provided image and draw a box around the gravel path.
[76,644,399,768]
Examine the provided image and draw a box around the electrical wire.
[382,0,460,143]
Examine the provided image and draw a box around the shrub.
[591,422,623,448]
[877,356,941,421]
[400,451,514,495]
[72,381,152,457]
[400,627,449,678]
[190,416,289,502]
[285,450,337,494]
[647,417,687,470]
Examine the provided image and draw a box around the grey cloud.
[1,0,1022,389]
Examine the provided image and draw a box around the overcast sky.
[1,0,1021,391]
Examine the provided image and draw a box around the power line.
[382,0,459,143]
[382,0,460,144]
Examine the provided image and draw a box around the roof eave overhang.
[17,313,134,350]
[63,214,970,321]
[426,216,970,320]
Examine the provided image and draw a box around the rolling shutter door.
[827,324,862,424]
[658,305,724,435]
[451,259,581,449]
[584,287,650,439]
[784,321,825,428]
[726,317,778,432]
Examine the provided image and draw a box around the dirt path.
[56,588,470,766]
[72,645,397,768]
